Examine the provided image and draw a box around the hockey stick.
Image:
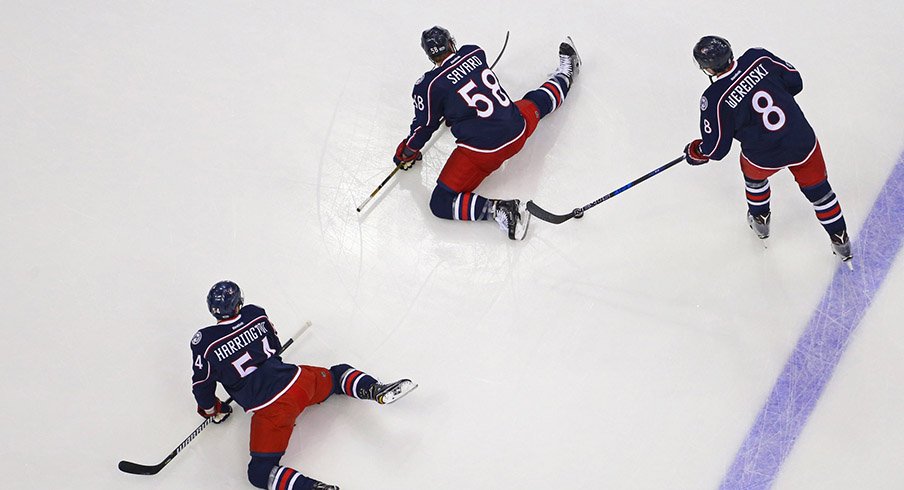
[527,156,685,224]
[117,320,313,476]
[356,30,511,213]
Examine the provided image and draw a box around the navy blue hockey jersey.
[697,48,817,168]
[404,44,526,152]
[190,304,299,412]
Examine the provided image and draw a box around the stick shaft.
[581,156,684,212]
[527,155,685,224]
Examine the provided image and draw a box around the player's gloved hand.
[684,139,710,166]
[197,398,233,424]
[393,139,423,170]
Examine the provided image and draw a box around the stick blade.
[526,201,575,224]
[118,460,164,475]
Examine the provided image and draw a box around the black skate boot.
[311,481,340,490]
[747,211,771,240]
[830,229,853,269]
[362,379,418,405]
[492,199,531,240]
[554,36,581,84]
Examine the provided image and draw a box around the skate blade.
[378,381,418,405]
[517,207,531,240]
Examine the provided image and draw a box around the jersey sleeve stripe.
[191,364,212,387]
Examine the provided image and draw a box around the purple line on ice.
[720,156,904,490]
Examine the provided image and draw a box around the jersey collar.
[715,60,738,81]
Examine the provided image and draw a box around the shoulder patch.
[191,331,203,345]
[415,74,425,85]
[700,96,709,111]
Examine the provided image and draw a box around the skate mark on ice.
[372,259,443,354]
[720,156,904,489]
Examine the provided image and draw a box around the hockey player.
[191,281,417,490]
[392,26,581,240]
[683,36,852,265]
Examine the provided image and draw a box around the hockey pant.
[740,140,846,236]
[246,364,377,489]
[431,100,541,220]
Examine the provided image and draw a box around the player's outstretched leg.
[800,179,851,264]
[522,37,580,119]
[430,184,494,221]
[430,185,530,240]
[268,466,339,490]
[745,177,771,240]
[249,455,339,490]
[330,364,417,404]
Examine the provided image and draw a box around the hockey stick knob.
[573,208,584,219]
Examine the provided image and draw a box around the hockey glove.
[684,139,710,166]
[197,398,233,424]
[393,139,423,170]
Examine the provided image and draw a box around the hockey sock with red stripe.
[267,466,320,490]
[330,364,377,399]
[523,74,571,118]
[745,178,771,217]
[430,184,491,220]
[801,179,847,236]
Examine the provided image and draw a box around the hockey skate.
[493,199,531,240]
[311,481,340,490]
[830,230,853,269]
[364,379,417,405]
[747,211,771,240]
[554,36,581,84]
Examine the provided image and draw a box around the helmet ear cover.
[693,35,733,73]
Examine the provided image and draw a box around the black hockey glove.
[197,398,233,424]
[393,139,423,170]
[684,139,710,166]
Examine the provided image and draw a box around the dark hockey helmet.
[207,280,243,320]
[421,26,455,62]
[693,35,733,73]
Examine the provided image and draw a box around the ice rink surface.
[2,1,903,489]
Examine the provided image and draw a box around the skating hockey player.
[683,36,852,266]
[392,26,581,240]
[191,281,417,490]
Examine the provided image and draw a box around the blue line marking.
[720,156,904,489]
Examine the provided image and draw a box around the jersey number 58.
[457,68,511,118]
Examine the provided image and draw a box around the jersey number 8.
[752,91,786,131]
[457,68,511,118]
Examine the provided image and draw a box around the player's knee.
[430,185,456,219]
[248,454,281,489]
[329,364,353,394]
[800,179,831,202]
[523,90,553,119]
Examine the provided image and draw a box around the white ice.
[2,1,903,489]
